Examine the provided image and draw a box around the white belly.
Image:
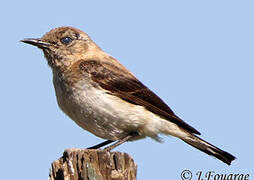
[53,75,185,141]
[53,76,151,140]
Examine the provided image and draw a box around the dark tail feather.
[181,134,236,165]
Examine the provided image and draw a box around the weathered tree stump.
[49,149,137,180]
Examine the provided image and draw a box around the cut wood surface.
[49,149,137,180]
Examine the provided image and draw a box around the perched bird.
[21,26,235,165]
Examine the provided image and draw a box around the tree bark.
[49,148,137,180]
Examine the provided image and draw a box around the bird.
[21,26,235,165]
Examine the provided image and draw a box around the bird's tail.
[180,133,236,165]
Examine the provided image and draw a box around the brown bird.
[21,26,235,165]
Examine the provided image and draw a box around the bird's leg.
[104,132,139,152]
[87,140,114,149]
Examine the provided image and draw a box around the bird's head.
[21,27,97,71]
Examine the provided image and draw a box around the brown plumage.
[78,59,201,135]
[21,26,236,165]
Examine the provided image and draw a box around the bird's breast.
[52,73,136,140]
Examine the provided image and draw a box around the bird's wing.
[79,59,201,135]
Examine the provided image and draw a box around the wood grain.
[49,149,137,180]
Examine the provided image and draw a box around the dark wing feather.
[79,60,201,135]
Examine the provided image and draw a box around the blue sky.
[1,0,253,179]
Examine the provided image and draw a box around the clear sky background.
[1,0,253,179]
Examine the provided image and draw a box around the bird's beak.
[21,38,51,49]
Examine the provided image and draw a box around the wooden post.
[49,149,137,180]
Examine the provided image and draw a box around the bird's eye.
[61,37,73,45]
